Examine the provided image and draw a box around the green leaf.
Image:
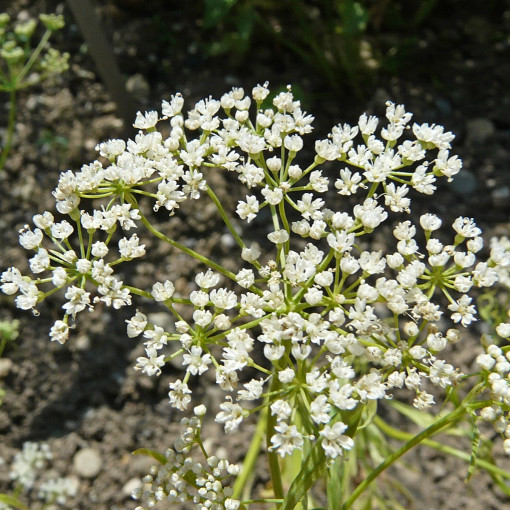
[282,441,326,510]
[357,399,377,430]
[0,494,28,510]
[132,448,167,465]
[203,0,237,28]
[327,456,343,510]
[340,1,369,36]
[466,410,480,481]
[388,400,436,428]
[235,4,255,45]
[388,400,467,436]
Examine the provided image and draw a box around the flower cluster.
[133,405,240,510]
[0,442,77,507]
[0,13,68,83]
[2,83,509,506]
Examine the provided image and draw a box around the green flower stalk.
[0,13,69,171]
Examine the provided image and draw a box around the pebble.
[147,312,174,331]
[465,118,496,144]
[492,186,510,207]
[74,334,91,351]
[73,447,103,478]
[122,477,142,497]
[0,358,13,378]
[220,232,236,249]
[449,170,478,195]
[126,73,150,101]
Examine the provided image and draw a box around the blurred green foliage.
[0,13,68,171]
[199,0,440,96]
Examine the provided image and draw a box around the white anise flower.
[195,268,220,289]
[496,323,510,339]
[236,195,259,222]
[278,367,296,384]
[143,326,169,350]
[261,185,283,205]
[168,379,192,410]
[135,347,165,376]
[72,258,90,275]
[353,198,388,230]
[29,249,50,274]
[152,280,175,301]
[310,394,331,425]
[162,93,184,118]
[216,400,244,433]
[238,378,264,401]
[96,139,126,159]
[119,234,146,259]
[412,122,454,150]
[183,346,212,375]
[63,286,91,316]
[270,399,292,420]
[434,149,462,181]
[319,421,354,459]
[190,290,209,307]
[414,391,435,410]
[453,217,482,239]
[297,193,324,221]
[0,267,24,295]
[193,309,213,327]
[19,226,43,249]
[210,288,237,309]
[238,132,265,154]
[126,310,147,338]
[33,211,54,229]
[235,268,255,288]
[97,278,131,309]
[252,82,270,102]
[270,422,304,457]
[448,295,477,326]
[358,113,378,135]
[267,229,289,245]
[49,320,69,344]
[133,110,158,130]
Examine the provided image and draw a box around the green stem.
[267,375,284,505]
[341,398,474,509]
[373,415,510,481]
[0,336,7,358]
[233,406,268,500]
[16,29,52,85]
[0,89,17,171]
[126,194,237,282]
[205,184,245,250]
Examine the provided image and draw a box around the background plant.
[0,441,78,510]
[0,12,68,171]
[1,83,510,509]
[199,0,441,96]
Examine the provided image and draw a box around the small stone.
[147,312,174,331]
[0,358,13,378]
[74,334,91,351]
[73,447,102,478]
[126,73,150,101]
[492,186,510,207]
[122,477,142,497]
[449,170,478,195]
[220,232,236,249]
[465,118,496,144]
